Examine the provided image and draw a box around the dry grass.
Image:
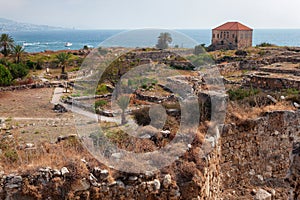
[226,100,295,123]
[0,88,72,118]
[0,134,100,174]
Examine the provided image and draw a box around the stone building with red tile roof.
[211,22,253,50]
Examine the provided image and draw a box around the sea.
[5,29,300,53]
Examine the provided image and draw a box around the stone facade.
[211,22,253,50]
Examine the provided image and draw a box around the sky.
[1,0,300,29]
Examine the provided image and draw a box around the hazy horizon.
[1,0,300,30]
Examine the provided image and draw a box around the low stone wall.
[260,67,300,76]
[0,82,59,92]
[221,110,300,198]
[0,131,223,200]
[246,74,300,90]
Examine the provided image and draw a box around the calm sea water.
[6,29,300,53]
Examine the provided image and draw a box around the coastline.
[5,29,300,53]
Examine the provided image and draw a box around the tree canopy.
[13,45,25,63]
[0,64,12,86]
[156,32,172,50]
[56,52,71,74]
[0,34,14,57]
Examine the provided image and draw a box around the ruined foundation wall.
[221,110,300,199]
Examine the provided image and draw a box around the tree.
[56,52,71,77]
[0,34,14,57]
[13,45,25,63]
[0,64,12,86]
[117,95,130,125]
[156,32,172,50]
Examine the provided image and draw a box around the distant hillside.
[0,18,66,32]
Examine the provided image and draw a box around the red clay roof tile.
[213,22,252,31]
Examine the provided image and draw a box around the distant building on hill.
[210,22,253,50]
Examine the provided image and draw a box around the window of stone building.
[227,32,229,38]
[232,34,235,38]
[221,32,223,38]
[213,34,215,38]
[217,34,219,38]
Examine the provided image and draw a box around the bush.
[8,63,29,79]
[25,60,42,70]
[0,58,10,66]
[256,42,276,47]
[228,87,260,101]
[132,107,151,126]
[0,64,12,86]
[94,99,107,109]
[4,149,18,163]
[235,50,248,56]
[96,84,109,95]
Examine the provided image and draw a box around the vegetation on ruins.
[228,87,260,101]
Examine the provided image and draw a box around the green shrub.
[8,63,29,79]
[4,149,18,162]
[285,88,300,103]
[0,58,10,66]
[285,88,299,95]
[256,42,276,47]
[96,84,109,95]
[228,87,260,101]
[0,64,12,86]
[25,60,42,70]
[94,99,107,109]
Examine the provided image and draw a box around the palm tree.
[56,52,71,75]
[0,34,14,57]
[117,95,130,125]
[13,45,25,63]
[156,32,172,50]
